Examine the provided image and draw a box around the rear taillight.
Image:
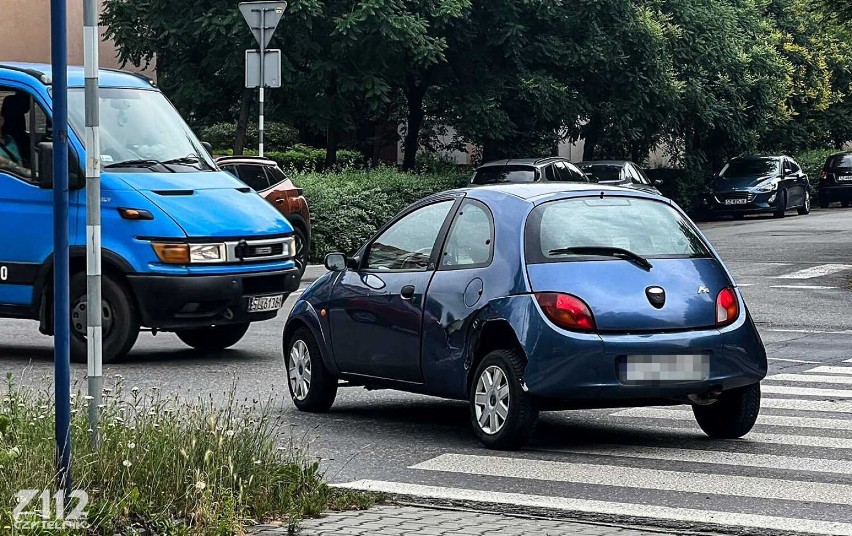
[820,170,829,182]
[535,293,596,332]
[715,287,739,327]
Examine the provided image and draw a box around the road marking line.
[776,263,852,279]
[609,398,852,413]
[761,385,852,398]
[767,357,823,364]
[614,407,852,430]
[535,444,852,475]
[766,328,852,334]
[845,359,852,363]
[410,453,852,505]
[806,366,852,376]
[627,425,852,449]
[737,283,754,287]
[335,480,852,536]
[768,373,852,385]
[770,285,838,290]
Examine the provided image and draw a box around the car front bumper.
[127,268,301,330]
[701,190,780,214]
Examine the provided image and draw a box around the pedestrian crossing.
[339,361,852,535]
[728,261,852,291]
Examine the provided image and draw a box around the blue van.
[0,63,300,362]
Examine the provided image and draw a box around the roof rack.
[0,64,51,85]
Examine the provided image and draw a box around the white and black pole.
[83,0,103,449]
[258,7,266,157]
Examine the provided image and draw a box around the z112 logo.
[13,489,89,530]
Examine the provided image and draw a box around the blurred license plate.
[839,175,852,182]
[724,198,748,205]
[247,294,283,312]
[623,354,709,382]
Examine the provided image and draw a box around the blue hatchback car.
[283,184,767,449]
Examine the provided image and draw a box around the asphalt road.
[1,207,851,535]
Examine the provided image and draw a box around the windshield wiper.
[548,246,653,271]
[162,154,210,170]
[104,159,175,172]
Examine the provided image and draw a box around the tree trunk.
[402,77,428,171]
[581,114,601,161]
[325,127,339,169]
[234,89,251,154]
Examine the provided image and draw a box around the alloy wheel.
[474,365,510,435]
[288,339,312,401]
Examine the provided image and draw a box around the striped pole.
[83,0,103,449]
[258,7,266,157]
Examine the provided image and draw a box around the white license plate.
[724,198,748,205]
[247,294,283,312]
[623,354,709,382]
[839,175,852,182]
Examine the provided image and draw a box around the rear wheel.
[285,327,337,412]
[773,190,787,218]
[70,272,139,364]
[176,323,249,352]
[797,190,811,215]
[693,383,761,439]
[292,226,309,277]
[470,349,538,450]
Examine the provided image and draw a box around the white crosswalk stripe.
[775,263,852,279]
[761,384,852,398]
[805,366,852,375]
[768,373,852,385]
[615,407,852,430]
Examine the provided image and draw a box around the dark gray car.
[471,157,590,185]
[576,160,663,195]
[702,156,811,219]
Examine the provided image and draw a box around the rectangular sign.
[245,49,282,88]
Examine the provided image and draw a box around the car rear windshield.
[827,154,852,168]
[525,197,712,263]
[578,164,621,182]
[472,166,536,184]
[720,159,778,178]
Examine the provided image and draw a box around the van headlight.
[283,236,296,258]
[152,243,227,264]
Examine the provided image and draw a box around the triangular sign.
[239,1,288,49]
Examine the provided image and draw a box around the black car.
[702,156,810,219]
[818,152,852,208]
[471,157,590,185]
[576,160,662,195]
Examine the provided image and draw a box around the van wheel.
[693,383,761,439]
[70,272,139,364]
[773,190,787,218]
[797,190,811,215]
[285,327,338,412]
[176,323,249,352]
[470,349,538,450]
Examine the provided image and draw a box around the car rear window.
[578,164,621,182]
[472,166,536,184]
[525,197,711,263]
[827,154,852,168]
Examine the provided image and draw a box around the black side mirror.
[36,141,54,189]
[325,253,347,272]
[201,141,213,155]
[654,179,664,187]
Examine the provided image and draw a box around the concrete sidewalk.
[250,505,707,536]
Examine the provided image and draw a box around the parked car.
[471,157,590,185]
[576,160,662,195]
[701,156,810,219]
[817,152,852,208]
[216,156,311,276]
[0,63,301,363]
[282,183,766,450]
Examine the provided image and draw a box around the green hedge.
[199,122,299,152]
[290,168,470,261]
[215,144,366,171]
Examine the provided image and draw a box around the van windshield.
[67,88,215,171]
[525,197,711,263]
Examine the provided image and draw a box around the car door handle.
[400,285,416,300]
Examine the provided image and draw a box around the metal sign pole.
[50,0,73,495]
[258,7,266,157]
[83,0,103,450]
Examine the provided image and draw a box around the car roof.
[577,160,629,166]
[477,157,566,169]
[0,62,154,89]
[457,182,640,202]
[731,155,787,161]
[215,155,278,166]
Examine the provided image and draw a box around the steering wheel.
[398,247,433,270]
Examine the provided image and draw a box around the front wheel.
[773,190,787,218]
[693,383,761,439]
[292,226,309,277]
[470,349,538,450]
[70,272,139,364]
[285,327,338,412]
[176,323,249,352]
[797,190,811,215]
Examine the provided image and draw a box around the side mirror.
[36,141,85,190]
[654,179,663,187]
[201,141,213,155]
[324,253,348,272]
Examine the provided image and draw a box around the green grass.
[0,374,375,535]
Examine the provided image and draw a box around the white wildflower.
[122,459,132,468]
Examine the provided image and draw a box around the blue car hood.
[113,171,293,238]
[712,176,771,191]
[526,258,732,331]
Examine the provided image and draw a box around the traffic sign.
[239,1,287,48]
[245,49,282,88]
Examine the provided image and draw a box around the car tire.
[692,383,761,439]
[285,326,338,412]
[176,323,250,352]
[292,225,309,277]
[842,201,851,208]
[819,198,831,209]
[773,190,787,218]
[469,349,538,450]
[797,190,811,215]
[70,272,139,364]
[732,213,745,220]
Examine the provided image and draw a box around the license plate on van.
[622,354,709,382]
[724,198,748,205]
[247,294,284,312]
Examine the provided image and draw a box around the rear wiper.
[548,246,653,271]
[104,159,175,172]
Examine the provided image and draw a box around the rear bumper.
[818,183,852,202]
[127,268,300,330]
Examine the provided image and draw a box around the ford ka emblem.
[645,286,666,309]
[698,285,710,294]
